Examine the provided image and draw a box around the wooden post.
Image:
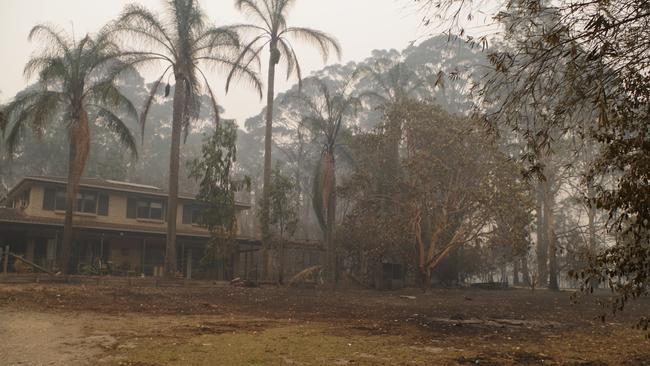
[186,248,192,280]
[3,246,9,276]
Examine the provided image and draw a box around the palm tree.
[226,0,341,280]
[112,0,262,278]
[1,25,139,273]
[293,78,359,286]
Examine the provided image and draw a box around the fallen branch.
[288,265,323,287]
[9,253,54,275]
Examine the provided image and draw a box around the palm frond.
[225,34,268,94]
[235,0,273,30]
[282,39,303,88]
[27,24,71,55]
[140,66,172,143]
[277,38,295,80]
[201,56,263,98]
[114,4,176,56]
[24,56,68,82]
[85,81,138,123]
[195,26,240,53]
[281,27,341,62]
[197,67,221,127]
[5,116,25,156]
[96,107,138,159]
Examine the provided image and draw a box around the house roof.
[3,176,251,209]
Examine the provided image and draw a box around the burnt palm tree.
[293,78,359,286]
[113,0,262,278]
[1,25,138,273]
[226,0,341,279]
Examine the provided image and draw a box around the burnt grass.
[1,283,649,365]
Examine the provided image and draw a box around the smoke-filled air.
[0,0,648,364]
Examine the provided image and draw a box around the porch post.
[141,239,146,276]
[3,245,9,276]
[186,248,192,280]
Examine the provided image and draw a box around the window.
[43,187,108,216]
[76,191,97,214]
[182,204,204,225]
[127,197,165,220]
[13,189,30,209]
[54,190,66,211]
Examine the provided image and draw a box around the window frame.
[128,196,166,221]
[42,185,107,216]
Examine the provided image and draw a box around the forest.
[0,0,649,365]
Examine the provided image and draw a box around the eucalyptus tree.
[292,77,359,286]
[113,0,261,277]
[1,25,138,273]
[226,0,341,279]
[356,58,423,180]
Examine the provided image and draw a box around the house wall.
[23,184,242,235]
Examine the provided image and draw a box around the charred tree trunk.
[420,209,432,289]
[521,256,531,286]
[536,182,548,287]
[586,179,599,290]
[544,176,559,291]
[513,258,521,286]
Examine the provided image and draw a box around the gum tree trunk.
[536,182,548,287]
[545,176,559,291]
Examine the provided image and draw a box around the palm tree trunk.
[61,139,77,274]
[324,150,337,287]
[164,77,185,278]
[260,43,278,281]
[61,111,91,274]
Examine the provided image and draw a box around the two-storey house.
[0,176,258,278]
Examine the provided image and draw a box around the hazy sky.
[0,0,433,126]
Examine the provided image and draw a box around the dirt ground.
[0,283,648,366]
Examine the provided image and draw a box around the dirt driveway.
[0,284,648,365]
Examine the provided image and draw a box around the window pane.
[82,192,97,213]
[137,206,150,218]
[84,197,96,213]
[192,208,201,224]
[43,188,56,210]
[150,201,162,219]
[150,208,162,220]
[55,191,66,210]
[76,193,83,212]
[98,194,109,216]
